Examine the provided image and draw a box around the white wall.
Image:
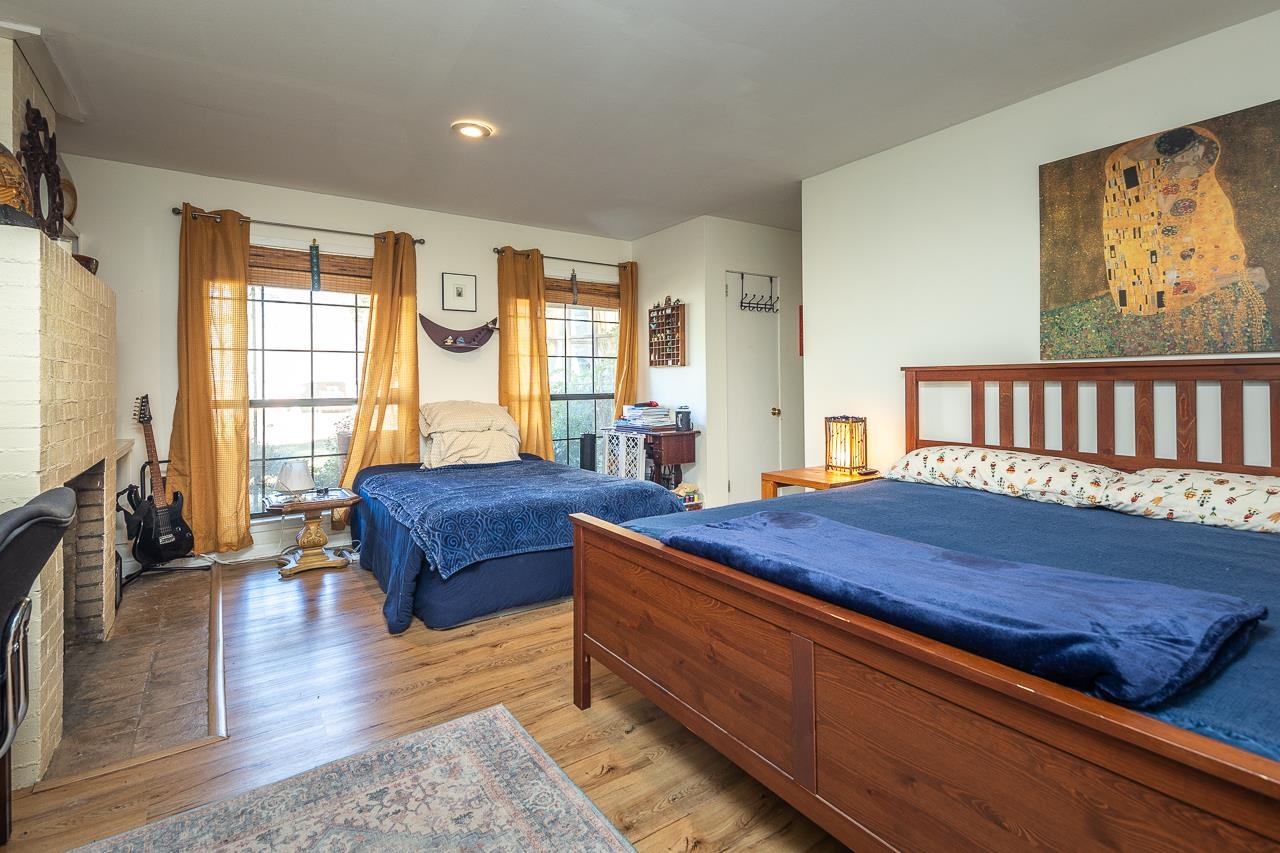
[633,216,802,506]
[65,156,630,485]
[802,11,1280,471]
[632,217,708,487]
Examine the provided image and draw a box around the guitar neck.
[141,421,169,509]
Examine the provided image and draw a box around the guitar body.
[131,490,195,567]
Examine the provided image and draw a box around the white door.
[725,271,781,503]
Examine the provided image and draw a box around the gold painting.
[1040,100,1279,358]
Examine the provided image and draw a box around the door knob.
[770,407,781,417]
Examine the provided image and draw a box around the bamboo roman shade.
[544,276,620,309]
[247,245,373,294]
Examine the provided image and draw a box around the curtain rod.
[172,207,426,245]
[491,247,622,268]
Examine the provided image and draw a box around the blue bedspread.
[659,510,1266,708]
[627,480,1280,760]
[357,459,684,631]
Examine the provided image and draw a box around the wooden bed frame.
[572,358,1280,851]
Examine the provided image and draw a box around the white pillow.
[886,445,1119,508]
[1104,468,1280,534]
[418,400,521,469]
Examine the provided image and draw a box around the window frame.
[545,280,621,469]
[247,246,374,515]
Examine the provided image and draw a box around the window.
[247,246,372,514]
[546,275,619,468]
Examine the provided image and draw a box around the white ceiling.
[4,1,1276,239]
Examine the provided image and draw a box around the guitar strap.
[115,485,143,540]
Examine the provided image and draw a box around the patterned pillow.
[886,445,1119,508]
[1104,468,1280,534]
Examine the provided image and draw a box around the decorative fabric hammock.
[419,314,499,351]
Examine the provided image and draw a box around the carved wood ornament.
[19,100,63,240]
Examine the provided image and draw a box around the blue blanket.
[658,510,1267,708]
[358,459,684,630]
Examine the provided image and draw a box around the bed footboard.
[571,515,1280,851]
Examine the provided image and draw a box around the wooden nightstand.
[760,466,881,499]
[263,488,361,578]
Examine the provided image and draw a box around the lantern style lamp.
[825,415,872,476]
[276,460,315,497]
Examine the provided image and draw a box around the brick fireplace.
[0,228,116,786]
[62,462,112,643]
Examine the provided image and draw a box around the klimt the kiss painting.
[1040,100,1279,358]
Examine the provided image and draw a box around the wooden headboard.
[902,358,1280,476]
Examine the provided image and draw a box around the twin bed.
[351,454,683,631]
[573,358,1280,850]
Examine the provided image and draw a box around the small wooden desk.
[760,466,881,499]
[633,429,700,488]
[263,488,361,578]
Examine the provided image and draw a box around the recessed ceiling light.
[451,120,495,139]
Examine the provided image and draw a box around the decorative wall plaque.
[19,100,64,240]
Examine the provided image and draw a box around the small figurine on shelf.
[444,336,454,346]
[455,336,467,346]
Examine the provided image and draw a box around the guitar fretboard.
[141,421,169,510]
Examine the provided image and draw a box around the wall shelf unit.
[648,300,686,367]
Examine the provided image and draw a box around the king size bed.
[571,358,1280,850]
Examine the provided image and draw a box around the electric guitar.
[128,395,195,566]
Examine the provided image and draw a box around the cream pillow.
[419,400,520,437]
[1104,468,1280,534]
[886,445,1119,508]
[423,429,520,469]
[418,400,521,468]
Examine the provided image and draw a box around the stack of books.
[614,403,676,432]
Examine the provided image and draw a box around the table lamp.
[277,460,315,496]
[825,415,872,476]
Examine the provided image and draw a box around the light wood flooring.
[45,569,214,781]
[12,563,840,851]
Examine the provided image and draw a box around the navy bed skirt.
[407,547,572,629]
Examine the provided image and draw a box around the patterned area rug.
[76,706,633,852]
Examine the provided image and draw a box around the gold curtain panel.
[168,203,253,553]
[338,231,422,505]
[497,246,555,460]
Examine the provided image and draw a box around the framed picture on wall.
[442,272,477,312]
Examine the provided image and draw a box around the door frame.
[724,270,785,500]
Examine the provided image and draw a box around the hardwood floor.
[44,569,217,782]
[12,563,841,851]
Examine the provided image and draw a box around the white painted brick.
[0,230,116,786]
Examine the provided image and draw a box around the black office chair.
[0,488,76,845]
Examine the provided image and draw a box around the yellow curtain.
[340,232,421,493]
[497,246,554,459]
[613,261,638,420]
[168,203,252,553]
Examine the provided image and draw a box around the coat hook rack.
[737,272,779,313]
